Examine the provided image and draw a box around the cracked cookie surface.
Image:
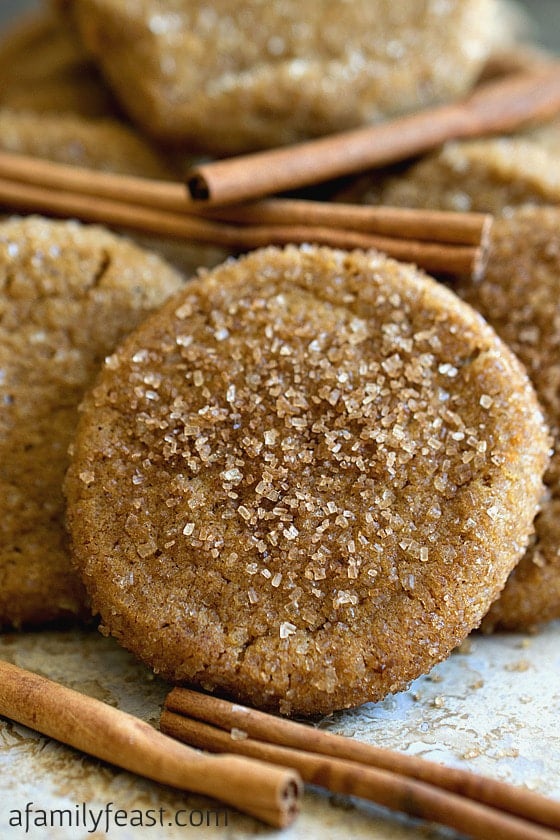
[65,245,549,714]
[0,216,184,628]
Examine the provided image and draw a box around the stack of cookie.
[1,0,558,715]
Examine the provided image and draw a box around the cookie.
[350,137,560,214]
[67,0,508,154]
[0,108,173,178]
[523,116,560,158]
[65,245,549,714]
[0,216,184,628]
[348,138,560,630]
[454,207,560,630]
[0,7,117,118]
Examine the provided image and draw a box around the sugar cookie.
[0,217,184,628]
[65,245,549,712]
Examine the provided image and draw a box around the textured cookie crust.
[0,108,173,178]
[352,141,560,630]
[353,137,560,214]
[0,216,184,628]
[69,0,505,154]
[455,208,560,630]
[65,245,549,714]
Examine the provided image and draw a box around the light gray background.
[0,0,559,51]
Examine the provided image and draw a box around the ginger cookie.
[0,108,173,178]
[65,245,549,714]
[524,116,560,158]
[0,216,184,628]
[67,0,508,154]
[455,207,560,631]
[349,141,560,630]
[350,137,560,214]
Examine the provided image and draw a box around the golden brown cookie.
[65,245,549,714]
[0,216,184,629]
[350,137,560,214]
[67,0,508,154]
[0,108,173,178]
[0,5,203,174]
[523,116,560,158]
[455,207,560,631]
[348,137,560,630]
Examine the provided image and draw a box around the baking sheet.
[1,621,559,839]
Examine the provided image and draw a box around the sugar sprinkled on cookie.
[68,0,510,153]
[456,207,560,630]
[0,216,184,628]
[352,137,560,214]
[65,245,549,714]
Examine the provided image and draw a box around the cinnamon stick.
[160,709,558,840]
[0,150,189,213]
[186,64,560,205]
[0,661,301,828]
[0,176,484,277]
[0,149,490,246]
[202,199,492,246]
[164,688,560,834]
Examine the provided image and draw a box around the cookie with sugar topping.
[0,108,173,179]
[0,216,184,629]
[347,146,560,631]
[455,207,560,631]
[65,245,549,714]
[66,0,510,154]
[349,137,560,215]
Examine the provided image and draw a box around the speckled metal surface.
[1,623,559,839]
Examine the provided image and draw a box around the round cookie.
[348,142,560,630]
[68,0,510,154]
[349,137,560,214]
[0,216,184,629]
[455,207,560,631]
[65,245,549,714]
